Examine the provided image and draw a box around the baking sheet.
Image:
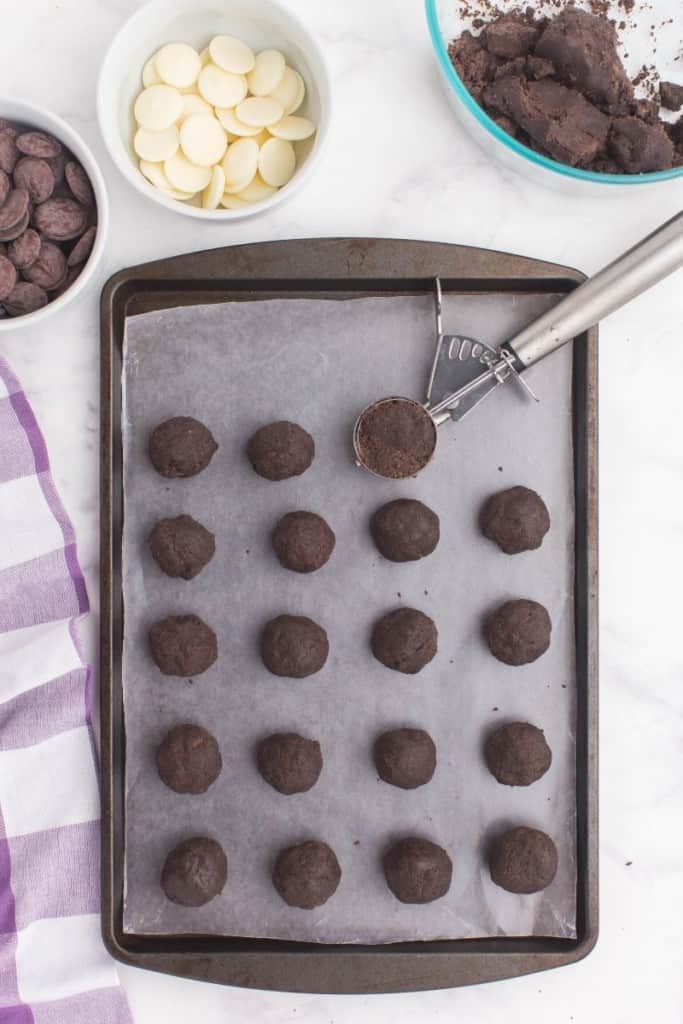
[121,292,577,942]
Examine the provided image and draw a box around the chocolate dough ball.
[148,416,218,478]
[485,599,551,666]
[261,614,329,678]
[257,732,323,794]
[156,724,222,794]
[374,728,436,789]
[480,486,550,554]
[161,836,227,906]
[148,514,215,579]
[149,614,217,676]
[488,826,558,894]
[371,607,437,674]
[355,398,436,479]
[371,499,440,562]
[484,722,551,787]
[271,511,335,573]
[272,840,341,908]
[383,837,452,904]
[247,420,314,481]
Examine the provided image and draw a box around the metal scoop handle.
[508,210,683,368]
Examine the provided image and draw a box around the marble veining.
[1,0,681,1020]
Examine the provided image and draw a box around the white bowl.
[0,98,109,332]
[97,0,331,221]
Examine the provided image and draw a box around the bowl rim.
[0,97,109,331]
[425,0,683,186]
[96,0,332,221]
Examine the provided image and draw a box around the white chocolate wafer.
[178,93,213,121]
[202,164,226,209]
[247,49,286,97]
[236,96,284,127]
[258,137,295,187]
[139,159,173,189]
[155,43,202,89]
[236,172,277,201]
[222,137,259,191]
[268,115,315,141]
[133,124,180,162]
[220,192,251,209]
[198,65,248,108]
[139,160,195,199]
[209,35,255,74]
[289,70,306,113]
[179,113,227,166]
[164,151,212,192]
[142,53,162,87]
[163,186,196,200]
[215,106,263,137]
[134,85,183,131]
[268,66,299,114]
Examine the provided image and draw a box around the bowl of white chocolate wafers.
[97,0,330,220]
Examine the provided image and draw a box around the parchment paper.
[121,292,576,942]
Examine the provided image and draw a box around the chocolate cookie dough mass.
[149,614,217,676]
[383,837,452,904]
[371,607,437,674]
[156,724,222,794]
[371,498,440,562]
[261,614,329,678]
[271,511,335,573]
[356,399,435,479]
[485,599,551,666]
[148,416,218,478]
[374,728,436,789]
[161,836,227,907]
[273,840,341,909]
[247,420,314,481]
[480,486,550,554]
[149,514,215,579]
[257,732,323,794]
[448,8,682,173]
[485,722,551,787]
[488,826,558,894]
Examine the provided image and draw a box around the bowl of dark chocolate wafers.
[0,98,108,328]
[426,0,683,189]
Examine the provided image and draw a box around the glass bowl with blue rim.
[425,0,683,193]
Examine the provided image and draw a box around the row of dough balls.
[132,37,316,209]
[156,726,556,908]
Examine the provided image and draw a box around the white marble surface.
[1,0,682,1020]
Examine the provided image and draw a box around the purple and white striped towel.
[0,356,132,1023]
